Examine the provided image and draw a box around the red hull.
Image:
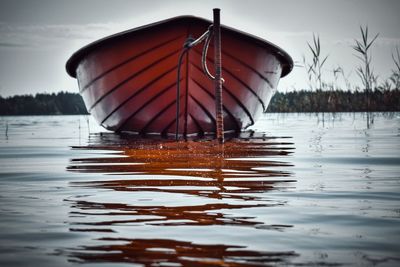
[66,16,292,137]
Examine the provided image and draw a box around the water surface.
[0,113,399,266]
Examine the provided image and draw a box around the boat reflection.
[66,133,297,265]
[68,238,298,266]
[69,200,290,228]
[68,133,294,199]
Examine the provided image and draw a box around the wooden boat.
[66,15,293,137]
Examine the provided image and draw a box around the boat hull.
[66,16,292,137]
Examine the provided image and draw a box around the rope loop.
[184,24,224,83]
[201,25,225,83]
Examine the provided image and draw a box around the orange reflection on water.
[66,133,297,265]
[68,238,298,266]
[69,201,284,228]
[68,134,295,198]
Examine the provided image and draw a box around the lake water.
[0,113,399,266]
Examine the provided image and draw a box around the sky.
[0,0,399,97]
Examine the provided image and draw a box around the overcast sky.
[0,0,399,96]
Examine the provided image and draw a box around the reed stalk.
[304,34,329,122]
[390,46,400,89]
[352,26,379,128]
[306,34,329,92]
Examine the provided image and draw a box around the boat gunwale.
[65,15,293,78]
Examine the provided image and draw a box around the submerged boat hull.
[66,16,292,137]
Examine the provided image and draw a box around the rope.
[186,25,212,48]
[175,47,189,140]
[202,25,225,83]
[175,24,224,140]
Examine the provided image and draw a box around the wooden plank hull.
[66,16,292,137]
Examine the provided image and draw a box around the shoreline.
[1,89,399,116]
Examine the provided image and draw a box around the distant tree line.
[0,92,88,115]
[0,89,398,115]
[267,89,400,112]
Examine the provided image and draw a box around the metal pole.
[213,8,224,144]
